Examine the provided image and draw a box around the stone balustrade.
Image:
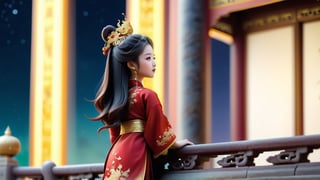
[1,126,320,179]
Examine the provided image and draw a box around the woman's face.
[137,44,156,81]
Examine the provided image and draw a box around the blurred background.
[0,0,231,165]
[2,0,319,167]
[0,0,127,165]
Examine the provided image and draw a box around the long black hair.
[91,25,153,132]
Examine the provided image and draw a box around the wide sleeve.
[143,91,176,158]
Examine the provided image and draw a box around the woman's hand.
[171,139,194,149]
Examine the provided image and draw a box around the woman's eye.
[146,57,151,61]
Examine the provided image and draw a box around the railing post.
[0,126,21,180]
[0,157,18,180]
[42,161,57,180]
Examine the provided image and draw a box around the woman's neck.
[130,77,143,82]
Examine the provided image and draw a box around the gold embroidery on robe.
[129,92,137,105]
[104,80,176,179]
[129,88,142,106]
[105,152,130,180]
[156,127,175,146]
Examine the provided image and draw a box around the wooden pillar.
[30,0,74,165]
[165,0,179,131]
[294,22,303,135]
[177,0,210,143]
[230,19,246,141]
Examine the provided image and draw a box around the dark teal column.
[177,0,209,143]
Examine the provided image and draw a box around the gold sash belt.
[120,119,145,135]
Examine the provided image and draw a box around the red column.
[230,22,246,141]
[164,0,179,132]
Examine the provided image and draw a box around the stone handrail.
[10,161,104,179]
[1,127,320,179]
[168,134,320,168]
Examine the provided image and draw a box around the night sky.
[0,0,32,165]
[71,0,126,164]
[0,0,230,166]
[0,0,126,165]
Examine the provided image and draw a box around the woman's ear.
[127,61,138,71]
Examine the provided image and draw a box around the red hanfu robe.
[103,80,176,180]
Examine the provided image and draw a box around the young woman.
[92,19,192,179]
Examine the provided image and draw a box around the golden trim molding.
[210,0,251,9]
[213,22,233,34]
[297,6,320,21]
[242,5,320,32]
[243,12,294,32]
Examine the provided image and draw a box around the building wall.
[246,26,295,140]
[303,20,320,135]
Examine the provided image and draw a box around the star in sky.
[0,0,31,47]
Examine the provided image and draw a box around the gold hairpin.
[102,14,134,55]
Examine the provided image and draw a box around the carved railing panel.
[1,134,320,179]
[167,154,198,170]
[217,150,260,167]
[267,147,313,165]
[171,134,320,168]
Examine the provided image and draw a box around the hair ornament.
[102,14,134,55]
